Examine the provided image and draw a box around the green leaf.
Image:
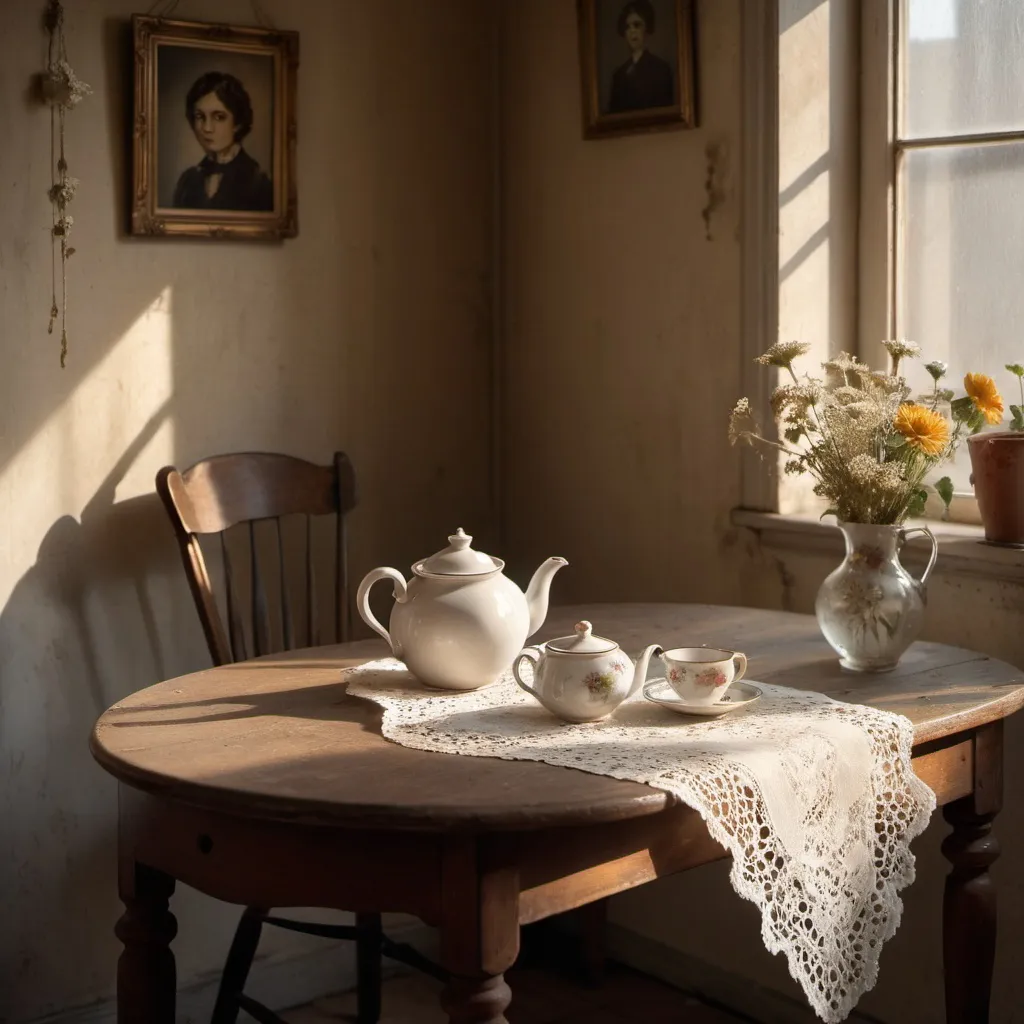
[937,388,955,403]
[905,488,928,518]
[819,507,839,522]
[1011,405,1024,432]
[783,426,803,444]
[934,476,955,510]
[1006,363,1024,378]
[950,396,975,422]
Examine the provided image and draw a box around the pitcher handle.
[355,567,408,656]
[512,647,543,700]
[899,526,938,590]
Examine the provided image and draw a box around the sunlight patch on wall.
[0,287,174,601]
[779,2,831,519]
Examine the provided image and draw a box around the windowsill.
[731,509,1024,584]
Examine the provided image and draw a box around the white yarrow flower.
[755,340,811,369]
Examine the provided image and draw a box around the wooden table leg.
[943,721,1002,1024]
[115,861,177,1024]
[438,838,519,1024]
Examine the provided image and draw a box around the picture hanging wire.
[144,0,275,28]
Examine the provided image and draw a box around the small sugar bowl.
[512,621,662,723]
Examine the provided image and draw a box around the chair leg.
[211,906,266,1024]
[356,912,383,1024]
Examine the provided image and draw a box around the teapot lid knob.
[414,528,503,577]
[547,619,616,654]
[448,528,472,550]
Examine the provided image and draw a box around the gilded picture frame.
[131,15,298,240]
[577,0,696,139]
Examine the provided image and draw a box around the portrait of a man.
[170,69,274,212]
[577,0,695,139]
[606,0,675,114]
[131,16,298,240]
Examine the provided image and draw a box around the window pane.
[902,0,1024,138]
[899,142,1024,490]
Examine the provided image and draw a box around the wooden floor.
[283,963,746,1023]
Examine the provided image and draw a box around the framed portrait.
[577,0,696,139]
[131,15,298,240]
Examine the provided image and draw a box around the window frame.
[860,0,1024,524]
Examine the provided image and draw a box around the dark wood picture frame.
[131,15,298,240]
[577,0,696,139]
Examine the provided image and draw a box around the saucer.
[642,679,762,717]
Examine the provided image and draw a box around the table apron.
[117,734,974,930]
[119,788,444,924]
[514,734,975,924]
[514,805,726,924]
[914,734,974,805]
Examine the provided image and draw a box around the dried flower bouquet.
[730,340,1002,525]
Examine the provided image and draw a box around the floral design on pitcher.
[849,545,886,571]
[837,576,899,643]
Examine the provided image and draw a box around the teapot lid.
[413,528,504,577]
[546,620,617,655]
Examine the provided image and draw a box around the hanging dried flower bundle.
[40,0,90,368]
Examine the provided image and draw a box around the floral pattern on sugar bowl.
[583,663,627,700]
[513,621,662,723]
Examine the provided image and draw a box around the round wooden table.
[91,604,1024,1023]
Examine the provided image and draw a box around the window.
[866,0,1024,519]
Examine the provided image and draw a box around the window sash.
[861,1,1022,516]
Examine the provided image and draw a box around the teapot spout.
[629,644,664,698]
[525,557,568,637]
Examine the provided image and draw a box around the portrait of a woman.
[172,70,273,212]
[607,0,674,114]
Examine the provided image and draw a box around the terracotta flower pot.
[967,431,1024,546]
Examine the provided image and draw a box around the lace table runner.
[344,659,935,1022]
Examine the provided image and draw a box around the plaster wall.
[499,0,746,605]
[500,2,1024,1023]
[0,1,495,1019]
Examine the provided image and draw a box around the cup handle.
[512,647,543,699]
[899,525,938,591]
[731,652,748,682]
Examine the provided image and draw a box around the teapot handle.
[355,567,408,656]
[512,647,543,700]
[899,526,938,591]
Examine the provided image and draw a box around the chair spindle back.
[157,451,357,666]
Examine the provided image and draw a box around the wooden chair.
[157,451,443,1024]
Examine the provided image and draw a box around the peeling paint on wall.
[701,139,730,242]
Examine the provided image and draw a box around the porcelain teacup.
[661,647,748,706]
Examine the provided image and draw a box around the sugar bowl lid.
[413,528,504,577]
[546,620,617,655]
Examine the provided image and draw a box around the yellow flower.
[964,373,1004,425]
[893,403,949,456]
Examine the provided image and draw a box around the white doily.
[344,659,935,1023]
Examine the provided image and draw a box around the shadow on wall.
[1,0,497,1016]
[0,403,220,1017]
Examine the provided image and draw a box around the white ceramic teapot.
[513,621,663,723]
[356,529,567,691]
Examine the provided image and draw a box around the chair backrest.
[157,451,357,666]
